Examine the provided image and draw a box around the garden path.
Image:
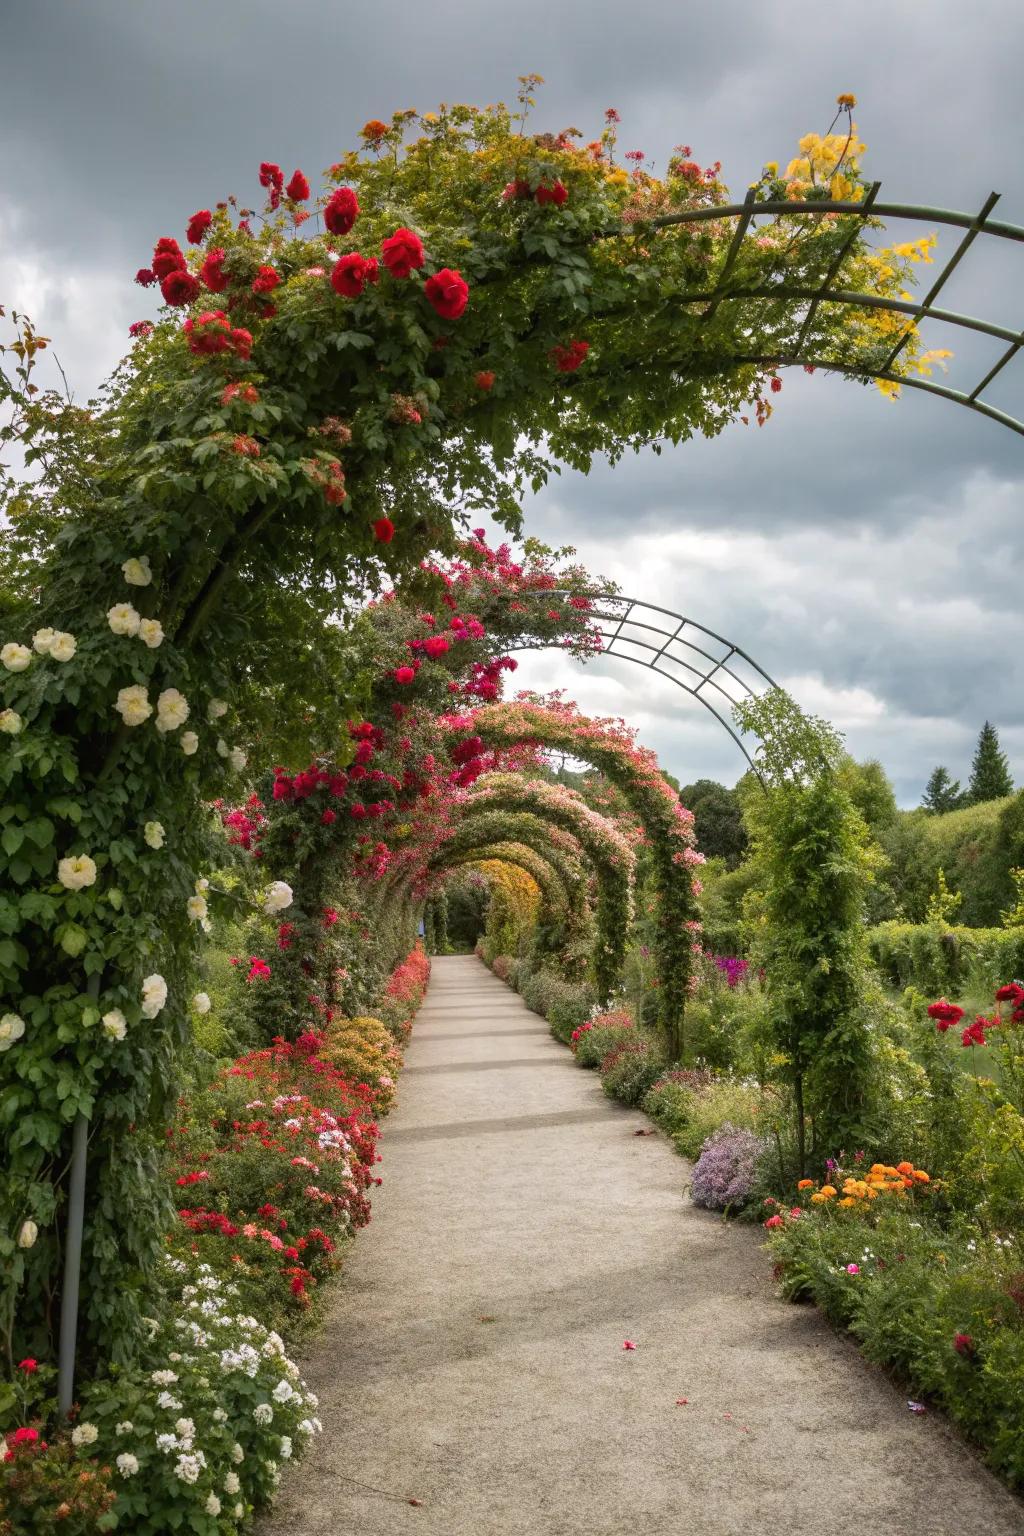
[261,956,1024,1536]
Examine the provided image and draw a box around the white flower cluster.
[263,880,293,916]
[107,603,163,649]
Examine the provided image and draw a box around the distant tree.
[966,722,1014,805]
[841,758,898,832]
[921,765,964,814]
[680,778,748,868]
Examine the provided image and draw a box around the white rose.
[205,1494,221,1517]
[71,1422,99,1447]
[192,992,211,1015]
[1,642,32,672]
[207,698,228,721]
[195,877,210,891]
[139,618,164,649]
[107,603,141,637]
[144,820,165,850]
[263,881,293,915]
[49,632,77,663]
[122,555,152,587]
[187,894,208,923]
[17,1219,38,1248]
[115,1422,133,1436]
[0,1013,26,1051]
[216,738,229,758]
[155,688,189,734]
[0,708,22,734]
[116,1453,140,1477]
[115,684,152,727]
[141,973,168,1019]
[33,628,57,654]
[228,747,247,772]
[102,1009,127,1042]
[58,854,98,890]
[180,731,199,756]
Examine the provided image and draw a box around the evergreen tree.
[922,765,964,814]
[966,722,1014,805]
[680,779,749,867]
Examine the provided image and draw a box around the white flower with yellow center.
[0,709,22,734]
[71,1423,99,1447]
[49,632,77,663]
[58,853,98,890]
[187,894,208,923]
[181,731,199,755]
[141,973,168,1019]
[102,1009,127,1042]
[115,684,152,726]
[1,642,31,672]
[107,603,141,636]
[32,627,57,654]
[155,688,189,734]
[122,555,152,587]
[144,820,165,850]
[0,1013,26,1051]
[139,618,164,649]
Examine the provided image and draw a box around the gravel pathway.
[261,955,1024,1536]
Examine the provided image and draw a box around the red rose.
[380,227,425,279]
[330,253,378,297]
[259,162,284,191]
[135,268,156,287]
[474,370,495,391]
[324,186,359,235]
[995,984,1024,1005]
[350,802,367,818]
[161,269,200,306]
[186,209,212,245]
[927,998,965,1032]
[373,517,395,543]
[17,1359,37,1374]
[252,265,281,295]
[549,339,590,373]
[393,666,416,685]
[200,247,229,293]
[423,635,450,659]
[536,180,568,206]
[152,236,186,280]
[424,268,469,320]
[286,169,310,201]
[230,327,253,360]
[321,809,336,825]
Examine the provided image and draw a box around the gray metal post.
[57,971,99,1417]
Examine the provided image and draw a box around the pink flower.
[846,1263,860,1275]
[247,956,272,982]
[622,1340,636,1351]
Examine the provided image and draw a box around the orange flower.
[896,1161,914,1175]
[913,1169,930,1183]
[797,1179,815,1190]
[361,120,390,141]
[820,1185,837,1198]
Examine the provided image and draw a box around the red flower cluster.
[200,247,229,292]
[331,252,379,297]
[373,517,395,543]
[535,179,568,206]
[324,185,360,235]
[927,998,964,1032]
[252,264,281,295]
[550,339,590,373]
[184,310,253,359]
[424,268,469,319]
[259,161,285,208]
[475,370,495,391]
[247,956,272,982]
[286,168,310,201]
[380,227,425,279]
[186,209,212,245]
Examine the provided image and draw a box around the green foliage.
[679,779,748,868]
[838,757,898,833]
[735,690,877,1167]
[966,721,1015,805]
[877,792,1023,927]
[599,1037,665,1106]
[572,1014,636,1069]
[867,922,1024,996]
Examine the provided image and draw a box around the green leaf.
[1,825,25,856]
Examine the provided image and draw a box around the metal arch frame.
[596,190,1024,436]
[505,590,780,783]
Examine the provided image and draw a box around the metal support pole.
[57,970,98,1418]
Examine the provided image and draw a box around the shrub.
[867,921,1024,997]
[571,1011,635,1068]
[317,1016,402,1115]
[690,1124,769,1211]
[512,966,594,1041]
[0,1435,115,1533]
[641,1069,714,1135]
[599,1037,666,1106]
[671,1078,765,1161]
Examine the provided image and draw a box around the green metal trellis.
[600,190,1024,435]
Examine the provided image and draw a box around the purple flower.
[690,1124,768,1212]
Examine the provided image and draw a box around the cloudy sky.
[3,1,1021,803]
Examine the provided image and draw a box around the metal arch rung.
[969,338,1023,401]
[795,181,882,357]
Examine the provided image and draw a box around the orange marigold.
[797,1179,815,1190]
